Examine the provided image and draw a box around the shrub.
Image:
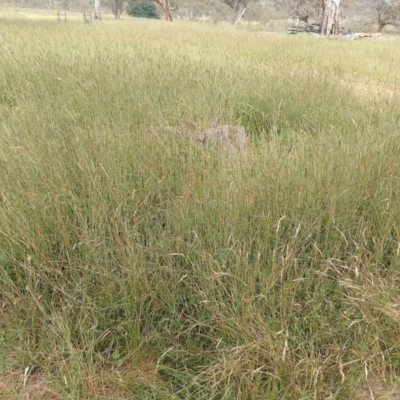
[126,0,159,19]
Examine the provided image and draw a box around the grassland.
[1,9,400,399]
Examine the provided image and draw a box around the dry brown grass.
[0,370,59,400]
[352,375,400,400]
[0,353,159,399]
[341,75,400,103]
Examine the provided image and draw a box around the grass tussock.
[1,11,400,398]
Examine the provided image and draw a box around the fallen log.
[326,33,382,40]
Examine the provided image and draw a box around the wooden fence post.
[57,11,66,22]
[84,12,92,23]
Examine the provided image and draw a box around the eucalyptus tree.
[347,0,400,32]
[153,0,173,20]
[374,0,400,32]
[220,0,250,23]
[110,0,124,17]
[275,0,342,34]
[94,0,101,19]
[275,0,322,24]
[321,0,341,34]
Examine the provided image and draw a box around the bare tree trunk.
[321,0,340,35]
[153,0,173,21]
[236,6,246,23]
[231,5,246,24]
[93,0,101,19]
[319,0,325,20]
[165,0,173,21]
[377,13,387,33]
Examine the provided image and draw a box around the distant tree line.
[11,0,400,33]
[130,0,400,32]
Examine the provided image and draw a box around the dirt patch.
[0,353,159,399]
[21,374,61,400]
[0,370,59,400]
[352,375,400,399]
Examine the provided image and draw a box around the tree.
[276,0,342,34]
[375,0,400,32]
[174,0,231,20]
[275,0,321,24]
[220,0,249,23]
[93,0,101,19]
[321,0,341,34]
[153,0,173,20]
[110,0,124,17]
[348,0,400,32]
[127,0,160,18]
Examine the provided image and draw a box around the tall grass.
[1,13,400,398]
